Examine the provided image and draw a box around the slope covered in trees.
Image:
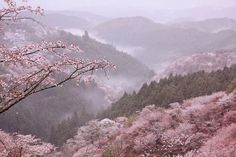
[2,78,236,157]
[49,108,93,147]
[57,91,236,157]
[99,65,236,119]
[160,52,236,78]
[0,81,103,141]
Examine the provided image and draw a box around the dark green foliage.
[50,108,93,147]
[98,65,236,119]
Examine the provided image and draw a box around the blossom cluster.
[0,130,55,157]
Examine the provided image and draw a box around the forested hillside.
[161,52,236,77]
[0,81,101,141]
[99,65,236,119]
[58,91,236,157]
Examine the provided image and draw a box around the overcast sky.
[26,0,236,11]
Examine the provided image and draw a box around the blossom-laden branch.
[0,0,114,114]
[0,41,113,114]
[0,0,44,22]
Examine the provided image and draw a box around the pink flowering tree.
[0,130,55,156]
[0,0,112,114]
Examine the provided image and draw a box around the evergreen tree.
[98,65,236,119]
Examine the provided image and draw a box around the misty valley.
[0,0,236,157]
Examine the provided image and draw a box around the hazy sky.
[26,0,236,11]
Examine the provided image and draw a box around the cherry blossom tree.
[0,129,55,157]
[192,124,236,157]
[0,0,112,114]
[58,119,122,157]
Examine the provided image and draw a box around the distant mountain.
[54,10,109,27]
[28,10,108,31]
[93,16,165,46]
[166,7,236,23]
[173,18,236,33]
[36,13,92,30]
[93,16,236,71]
